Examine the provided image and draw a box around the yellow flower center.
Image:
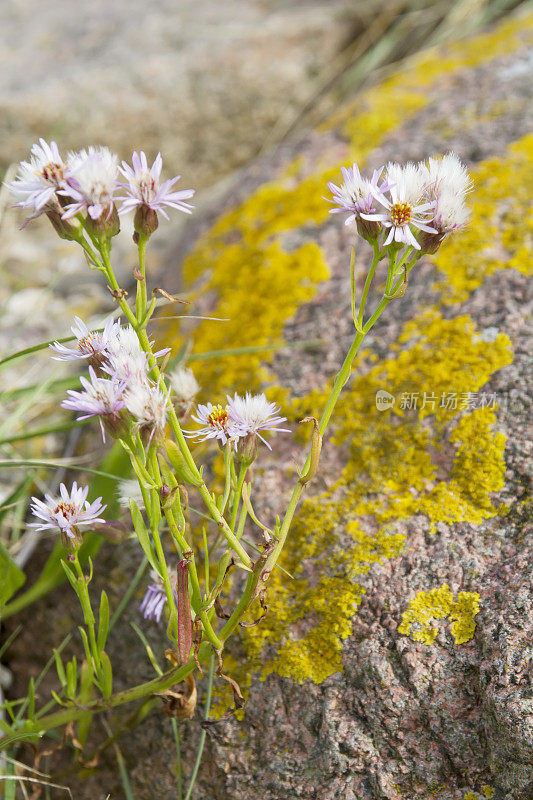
[390,201,412,226]
[42,162,64,184]
[77,334,98,353]
[54,501,75,517]
[207,405,229,430]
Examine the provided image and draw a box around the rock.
[143,9,532,799]
[3,8,533,800]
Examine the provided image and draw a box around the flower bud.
[356,216,381,243]
[418,230,446,254]
[61,525,83,552]
[85,205,120,238]
[46,207,82,241]
[134,205,159,238]
[236,432,259,466]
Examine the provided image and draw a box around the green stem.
[229,462,247,531]
[136,235,148,323]
[184,656,215,800]
[72,555,100,673]
[357,241,380,328]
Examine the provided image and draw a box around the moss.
[398,584,480,645]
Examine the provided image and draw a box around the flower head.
[124,380,170,445]
[327,164,385,225]
[50,315,120,370]
[8,139,68,217]
[140,573,168,622]
[185,402,245,447]
[61,146,119,220]
[61,366,127,441]
[169,366,199,414]
[103,324,169,385]
[227,392,290,449]
[118,151,194,223]
[29,482,106,549]
[362,161,437,249]
[420,153,472,242]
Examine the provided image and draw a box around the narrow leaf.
[97,591,110,652]
[129,499,161,576]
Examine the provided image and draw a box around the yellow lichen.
[398,584,480,645]
[174,13,529,690]
[481,786,495,798]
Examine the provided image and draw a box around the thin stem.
[136,234,148,323]
[357,241,380,328]
[171,718,184,800]
[183,656,215,800]
[229,462,247,531]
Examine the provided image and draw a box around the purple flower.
[184,402,246,447]
[227,392,290,449]
[29,482,106,548]
[8,139,69,218]
[50,315,120,369]
[327,164,385,225]
[118,151,194,220]
[139,582,168,622]
[61,366,127,441]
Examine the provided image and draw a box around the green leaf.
[0,540,25,607]
[53,649,67,688]
[66,657,78,699]
[129,499,160,576]
[99,651,113,699]
[27,678,35,720]
[97,591,110,653]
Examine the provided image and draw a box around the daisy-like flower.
[29,482,106,549]
[169,365,199,416]
[327,163,385,224]
[8,139,68,216]
[185,402,246,447]
[117,478,146,510]
[124,380,170,445]
[418,153,472,249]
[61,146,119,221]
[362,161,437,250]
[61,366,127,441]
[50,315,120,370]
[227,392,290,449]
[118,151,194,230]
[104,324,169,384]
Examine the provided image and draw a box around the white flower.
[50,315,120,368]
[118,151,194,219]
[61,366,127,441]
[185,402,246,447]
[362,162,437,249]
[169,366,200,405]
[420,153,472,234]
[124,380,169,443]
[61,146,119,220]
[8,139,68,216]
[117,478,145,510]
[227,392,290,449]
[29,482,106,539]
[104,324,169,384]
